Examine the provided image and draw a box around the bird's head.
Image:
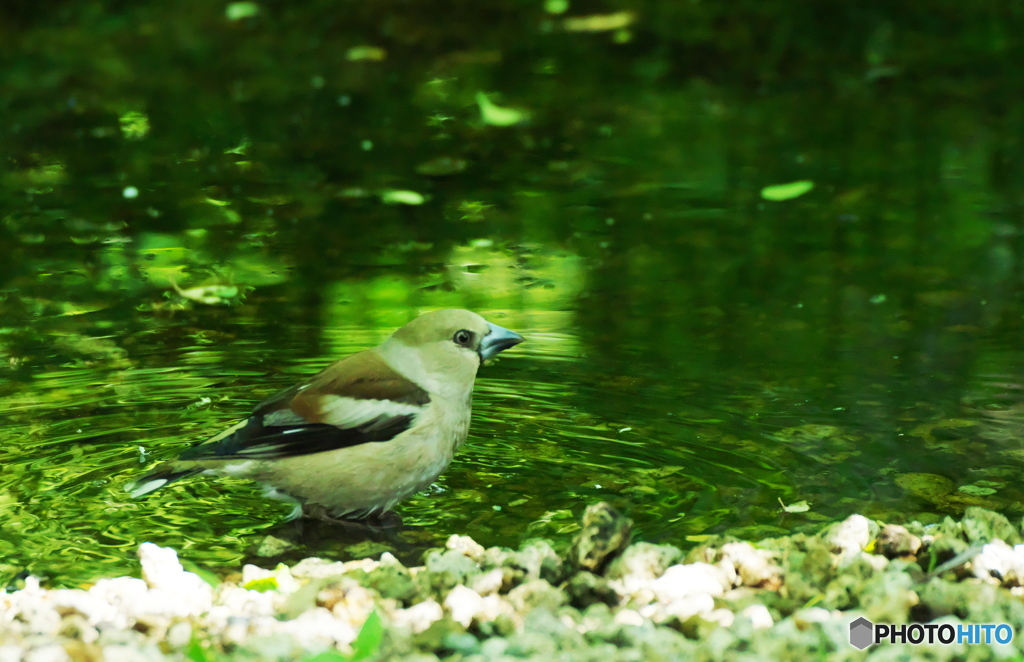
[379,309,524,398]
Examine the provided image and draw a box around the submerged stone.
[570,502,633,573]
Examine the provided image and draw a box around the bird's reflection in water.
[245,513,439,569]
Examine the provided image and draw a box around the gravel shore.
[3,503,1024,661]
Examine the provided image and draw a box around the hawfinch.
[127,309,523,521]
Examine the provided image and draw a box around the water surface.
[3,1,1024,585]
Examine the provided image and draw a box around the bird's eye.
[453,329,473,346]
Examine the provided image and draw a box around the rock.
[650,563,730,602]
[917,577,1003,620]
[254,535,296,558]
[422,550,479,593]
[505,609,584,657]
[165,621,192,648]
[739,604,774,629]
[443,631,480,655]
[444,586,483,627]
[317,580,377,627]
[620,623,698,661]
[718,542,782,590]
[926,533,970,566]
[874,524,922,559]
[25,646,69,662]
[474,595,519,632]
[50,588,122,627]
[364,563,419,603]
[468,568,505,596]
[479,637,510,658]
[972,540,1024,586]
[570,502,632,572]
[412,616,466,652]
[821,514,876,562]
[393,599,444,634]
[14,505,1024,661]
[446,535,486,562]
[564,571,618,608]
[507,579,567,614]
[290,557,377,579]
[278,607,357,650]
[98,644,165,662]
[859,569,918,622]
[138,543,186,590]
[644,593,715,623]
[605,543,682,582]
[613,609,645,626]
[961,507,1020,545]
[484,539,565,589]
[241,563,299,594]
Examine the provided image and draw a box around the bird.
[126,309,524,522]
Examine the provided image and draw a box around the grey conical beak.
[479,322,524,361]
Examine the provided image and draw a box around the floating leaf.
[476,92,530,127]
[119,111,150,140]
[958,484,998,496]
[379,189,425,205]
[760,180,815,201]
[778,498,811,513]
[544,0,569,14]
[415,156,467,176]
[685,534,716,543]
[172,282,239,305]
[563,11,635,32]
[225,2,260,20]
[346,46,387,61]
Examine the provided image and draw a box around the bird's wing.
[180,350,430,461]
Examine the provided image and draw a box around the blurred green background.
[4,0,1024,586]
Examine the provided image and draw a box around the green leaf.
[243,575,279,592]
[181,561,221,589]
[760,180,815,201]
[185,642,213,662]
[351,610,384,661]
[476,92,530,127]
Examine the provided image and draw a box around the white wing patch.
[315,396,423,428]
[220,461,257,476]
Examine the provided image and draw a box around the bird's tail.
[125,465,201,498]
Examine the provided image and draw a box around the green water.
[4,1,1024,586]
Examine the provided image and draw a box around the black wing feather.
[179,413,415,461]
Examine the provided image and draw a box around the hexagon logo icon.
[849,617,874,650]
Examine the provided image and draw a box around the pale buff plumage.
[127,309,524,520]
